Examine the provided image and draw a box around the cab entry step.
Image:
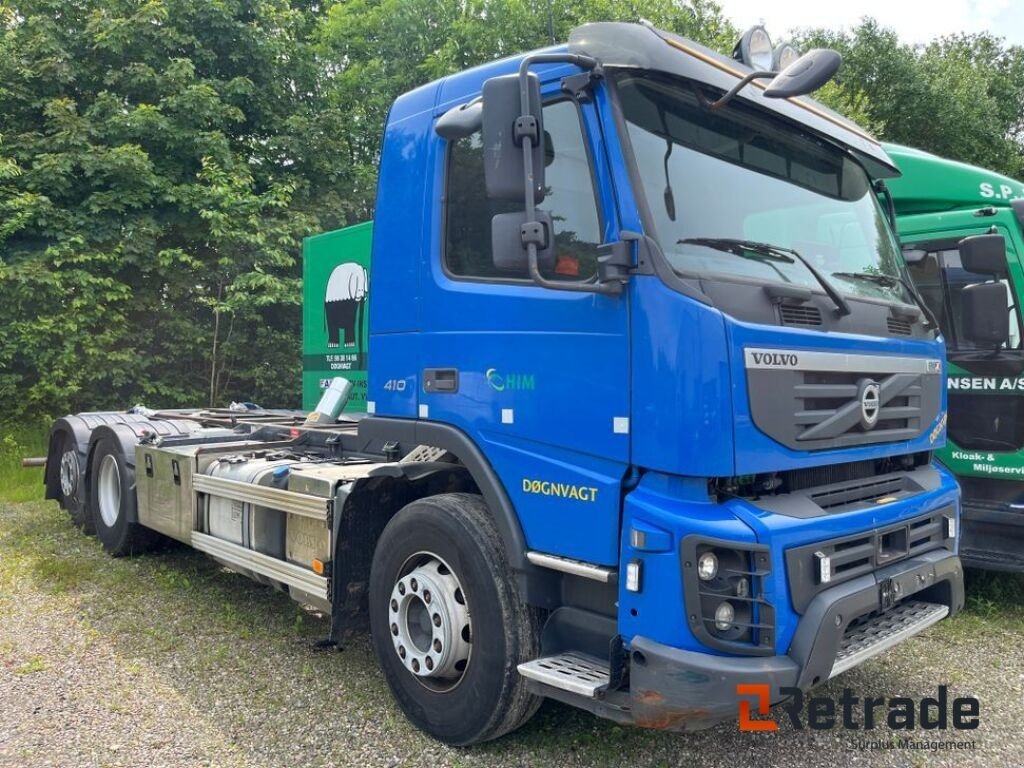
[517,652,611,697]
[831,600,949,678]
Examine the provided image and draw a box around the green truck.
[885,143,1024,571]
[301,222,372,412]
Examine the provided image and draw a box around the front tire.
[369,493,541,745]
[89,438,159,556]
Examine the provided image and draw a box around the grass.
[0,421,49,504]
[2,496,1023,766]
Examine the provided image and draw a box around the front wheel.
[369,493,541,745]
[89,438,159,556]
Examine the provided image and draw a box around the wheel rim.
[59,449,80,498]
[97,454,121,528]
[389,552,472,692]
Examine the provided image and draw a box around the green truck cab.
[885,143,1024,571]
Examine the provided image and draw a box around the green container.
[302,222,373,412]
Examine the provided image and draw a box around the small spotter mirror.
[763,49,842,99]
[958,234,1008,277]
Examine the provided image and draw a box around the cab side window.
[445,100,603,280]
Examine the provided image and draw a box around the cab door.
[417,78,630,565]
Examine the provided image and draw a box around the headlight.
[714,601,735,630]
[697,551,718,581]
[683,539,775,656]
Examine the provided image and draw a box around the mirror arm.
[515,52,625,295]
[699,70,775,110]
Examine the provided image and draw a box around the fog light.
[815,550,832,584]
[697,551,719,581]
[946,515,957,539]
[714,601,735,631]
[626,559,643,593]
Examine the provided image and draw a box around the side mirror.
[491,210,555,273]
[958,234,1008,277]
[481,73,545,203]
[961,282,1010,346]
[763,49,842,99]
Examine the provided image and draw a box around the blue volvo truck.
[43,23,979,745]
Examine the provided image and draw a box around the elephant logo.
[324,261,368,349]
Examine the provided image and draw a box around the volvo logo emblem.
[859,380,881,429]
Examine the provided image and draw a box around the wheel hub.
[389,556,472,686]
[59,449,80,498]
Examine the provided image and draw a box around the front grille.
[887,317,912,336]
[795,371,923,443]
[744,348,943,451]
[781,304,823,327]
[948,393,1024,451]
[785,508,953,614]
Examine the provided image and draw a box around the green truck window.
[445,99,603,281]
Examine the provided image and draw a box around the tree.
[0,0,342,417]
[316,0,738,217]
[797,19,1024,178]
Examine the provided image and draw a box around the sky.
[714,0,1024,47]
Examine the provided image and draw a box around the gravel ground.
[2,499,1022,768]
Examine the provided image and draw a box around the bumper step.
[518,652,611,697]
[831,600,949,678]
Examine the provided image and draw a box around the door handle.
[424,368,459,393]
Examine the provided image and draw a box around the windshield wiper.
[679,237,852,316]
[831,271,939,329]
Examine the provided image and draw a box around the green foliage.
[797,19,1024,178]
[0,0,339,415]
[3,2,1024,422]
[0,421,48,503]
[317,0,737,217]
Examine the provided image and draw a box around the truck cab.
[45,23,964,745]
[885,142,1024,571]
[361,23,962,733]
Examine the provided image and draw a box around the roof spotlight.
[733,25,774,72]
[774,43,801,72]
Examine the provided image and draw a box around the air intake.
[887,317,912,336]
[780,304,823,327]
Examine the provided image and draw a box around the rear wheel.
[90,438,159,556]
[369,493,541,745]
[56,436,92,534]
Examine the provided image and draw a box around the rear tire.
[369,493,541,745]
[89,438,160,556]
[56,436,93,534]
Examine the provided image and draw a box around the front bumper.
[568,550,963,731]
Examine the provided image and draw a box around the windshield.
[615,73,913,305]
